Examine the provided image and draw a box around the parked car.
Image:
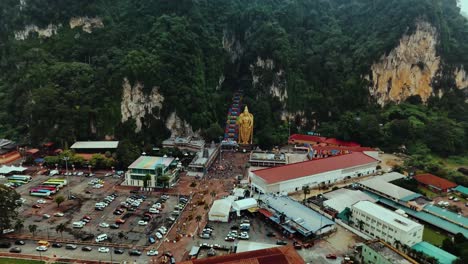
[129,249,142,256]
[276,240,288,245]
[52,243,62,248]
[116,219,126,224]
[147,249,159,256]
[32,204,41,209]
[98,247,109,253]
[155,232,163,239]
[36,246,48,251]
[110,224,120,229]
[148,236,156,244]
[14,240,25,245]
[82,246,92,251]
[326,254,337,259]
[9,247,21,253]
[0,242,11,248]
[99,222,110,228]
[200,233,210,239]
[114,248,124,254]
[65,244,77,250]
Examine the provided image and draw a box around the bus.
[42,181,64,188]
[32,186,58,194]
[7,179,27,185]
[8,175,32,182]
[46,178,67,186]
[30,189,51,197]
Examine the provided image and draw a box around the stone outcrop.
[222,30,244,63]
[165,111,197,137]
[69,17,104,33]
[455,67,468,90]
[250,57,288,103]
[14,24,60,40]
[120,78,164,132]
[369,21,440,105]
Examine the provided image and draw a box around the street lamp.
[218,136,223,163]
[88,165,92,174]
[63,157,70,199]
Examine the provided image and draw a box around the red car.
[115,219,125,224]
[326,254,337,259]
[83,215,92,220]
[32,204,41,209]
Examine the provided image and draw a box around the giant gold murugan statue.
[237,106,254,144]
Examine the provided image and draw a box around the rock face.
[455,67,468,90]
[69,17,104,33]
[250,57,288,103]
[120,78,164,132]
[222,30,243,63]
[14,24,60,40]
[369,21,440,105]
[165,111,197,137]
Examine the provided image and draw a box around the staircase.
[223,90,243,143]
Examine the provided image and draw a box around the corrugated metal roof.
[70,141,119,149]
[414,174,457,190]
[359,178,419,200]
[252,152,378,184]
[128,156,175,170]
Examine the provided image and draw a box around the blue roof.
[411,242,457,264]
[424,204,468,227]
[454,185,468,195]
[363,191,468,238]
[400,193,422,202]
[260,195,335,235]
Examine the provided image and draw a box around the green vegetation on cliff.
[0,0,466,157]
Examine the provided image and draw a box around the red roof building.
[414,174,457,192]
[250,152,379,194]
[288,134,326,145]
[288,134,361,147]
[179,246,305,264]
[311,145,376,159]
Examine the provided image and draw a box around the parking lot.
[0,171,188,263]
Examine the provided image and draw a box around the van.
[95,234,108,242]
[37,240,50,247]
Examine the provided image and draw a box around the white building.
[350,201,423,247]
[208,199,231,222]
[123,156,179,188]
[249,152,379,194]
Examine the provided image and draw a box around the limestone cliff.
[165,111,197,137]
[222,30,243,63]
[250,57,288,103]
[455,67,468,90]
[14,24,60,40]
[369,21,441,105]
[120,78,164,132]
[69,17,104,33]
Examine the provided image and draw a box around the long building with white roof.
[350,201,423,247]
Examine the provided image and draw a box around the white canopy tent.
[208,199,232,222]
[232,198,258,216]
[0,165,27,174]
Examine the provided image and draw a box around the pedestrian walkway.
[223,90,243,142]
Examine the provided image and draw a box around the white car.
[36,246,48,251]
[99,222,110,228]
[93,184,103,189]
[138,220,148,226]
[98,247,109,253]
[37,199,46,204]
[147,249,158,256]
[54,212,64,217]
[149,208,159,214]
[152,203,162,209]
[155,232,163,239]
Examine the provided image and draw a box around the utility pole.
[63,157,70,199]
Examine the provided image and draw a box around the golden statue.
[237,106,254,144]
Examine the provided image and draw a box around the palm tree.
[159,175,171,190]
[55,223,66,239]
[28,224,37,237]
[14,220,24,233]
[195,215,202,230]
[357,220,364,231]
[302,185,311,203]
[143,174,151,188]
[210,190,217,202]
[118,232,125,240]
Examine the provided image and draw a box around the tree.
[55,223,66,239]
[118,232,125,240]
[55,195,65,208]
[143,174,152,188]
[14,219,24,233]
[195,215,202,230]
[158,175,171,189]
[442,237,457,254]
[28,224,38,236]
[302,185,310,204]
[0,185,21,232]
